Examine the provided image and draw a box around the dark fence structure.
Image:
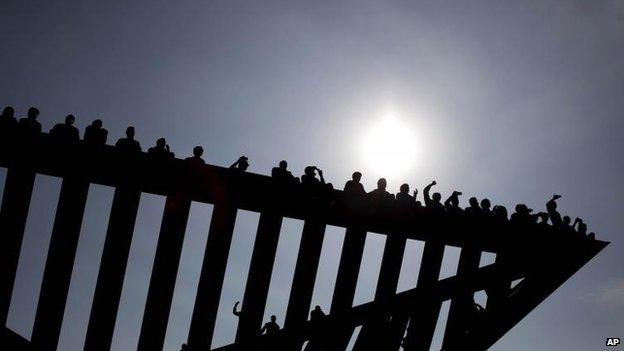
[0,129,607,351]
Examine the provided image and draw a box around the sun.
[360,115,418,178]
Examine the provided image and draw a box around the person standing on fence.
[50,114,80,141]
[115,126,141,153]
[84,119,108,145]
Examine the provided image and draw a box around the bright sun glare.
[361,115,418,178]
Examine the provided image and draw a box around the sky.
[1,0,623,350]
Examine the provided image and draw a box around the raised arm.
[423,181,436,206]
[317,168,326,184]
[232,301,241,317]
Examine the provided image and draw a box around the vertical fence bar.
[327,225,367,349]
[353,232,407,350]
[485,253,511,311]
[283,218,326,346]
[235,211,283,342]
[442,246,482,350]
[137,194,191,351]
[187,203,237,349]
[31,177,90,350]
[0,168,36,326]
[402,241,445,351]
[84,186,141,350]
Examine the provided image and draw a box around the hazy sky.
[1,1,623,350]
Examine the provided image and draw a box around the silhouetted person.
[18,107,42,135]
[423,181,444,212]
[536,212,549,227]
[260,315,280,336]
[302,166,325,186]
[369,178,395,206]
[465,197,481,217]
[546,194,563,227]
[230,156,249,171]
[272,160,297,183]
[511,204,533,225]
[344,171,366,197]
[480,198,492,216]
[83,119,108,145]
[561,215,575,235]
[148,138,174,159]
[50,114,80,141]
[180,343,188,351]
[186,146,205,165]
[573,217,587,237]
[305,306,327,351]
[115,126,141,153]
[396,183,417,207]
[492,205,508,222]
[232,301,242,317]
[0,106,17,132]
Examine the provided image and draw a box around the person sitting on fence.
[536,212,549,227]
[50,114,80,141]
[18,107,42,135]
[344,171,366,197]
[186,146,205,166]
[546,194,563,227]
[84,119,108,145]
[0,106,17,132]
[561,216,576,235]
[115,126,142,153]
[272,160,297,183]
[230,156,249,171]
[260,315,280,336]
[305,306,327,351]
[148,138,175,160]
[480,198,492,217]
[510,204,534,226]
[492,205,508,222]
[395,183,417,208]
[302,166,324,185]
[423,180,444,213]
[369,178,395,208]
[464,197,480,216]
[444,191,463,217]
[573,217,588,238]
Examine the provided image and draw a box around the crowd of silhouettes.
[0,105,597,241]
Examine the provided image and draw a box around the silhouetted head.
[65,114,75,125]
[304,166,316,176]
[92,119,103,128]
[469,197,479,208]
[400,183,409,194]
[480,198,491,210]
[537,212,549,223]
[156,138,166,148]
[126,126,135,138]
[432,192,441,202]
[578,222,587,234]
[314,305,321,312]
[546,200,557,211]
[238,156,249,171]
[193,146,203,157]
[28,107,39,119]
[563,216,571,225]
[2,106,14,118]
[352,172,362,182]
[279,160,287,169]
[377,178,387,190]
[270,315,276,322]
[493,205,508,219]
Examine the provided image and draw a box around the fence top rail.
[0,131,602,253]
